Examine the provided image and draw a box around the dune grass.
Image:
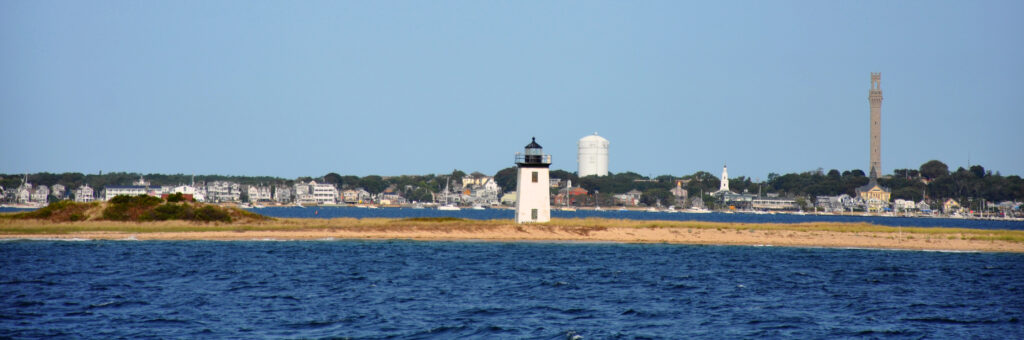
[2,215,1022,244]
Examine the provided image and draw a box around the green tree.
[920,160,949,180]
[359,175,386,194]
[493,167,517,192]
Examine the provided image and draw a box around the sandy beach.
[3,218,1023,253]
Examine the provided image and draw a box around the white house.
[73,184,95,203]
[104,186,149,201]
[31,185,50,203]
[311,181,338,205]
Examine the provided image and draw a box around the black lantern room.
[516,137,551,167]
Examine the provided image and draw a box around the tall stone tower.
[514,137,551,223]
[868,72,883,179]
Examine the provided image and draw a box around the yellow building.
[856,180,891,212]
[943,198,961,214]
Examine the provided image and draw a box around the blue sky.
[2,1,1022,180]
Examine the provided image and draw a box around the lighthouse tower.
[514,137,552,223]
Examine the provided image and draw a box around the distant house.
[73,185,95,203]
[916,200,931,212]
[943,198,961,214]
[554,187,588,206]
[751,198,797,210]
[168,185,205,202]
[614,189,643,206]
[893,199,916,211]
[15,183,32,203]
[669,181,688,201]
[31,185,50,203]
[310,181,338,205]
[206,181,241,203]
[50,184,66,199]
[342,188,371,204]
[248,186,272,202]
[273,186,292,203]
[500,191,518,206]
[103,186,149,201]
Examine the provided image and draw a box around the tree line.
[3,160,1021,208]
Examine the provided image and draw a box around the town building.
[670,181,688,202]
[205,181,241,203]
[310,181,338,205]
[342,188,372,204]
[578,133,609,177]
[73,184,95,203]
[248,185,272,202]
[856,181,891,212]
[50,184,66,199]
[751,198,798,210]
[31,185,50,203]
[515,137,551,223]
[614,189,643,206]
[103,186,149,201]
[273,186,292,203]
[943,198,961,214]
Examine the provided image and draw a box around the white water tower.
[515,137,551,223]
[578,132,609,177]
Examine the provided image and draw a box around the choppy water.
[2,240,1022,338]
[249,206,1024,230]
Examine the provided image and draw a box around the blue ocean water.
[247,206,1024,230]
[2,240,1022,338]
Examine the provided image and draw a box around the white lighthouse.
[719,164,729,192]
[514,137,552,223]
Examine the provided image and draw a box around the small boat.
[559,207,577,212]
[438,204,461,211]
[471,204,486,210]
[411,203,425,209]
[646,207,659,212]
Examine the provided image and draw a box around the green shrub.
[195,205,231,222]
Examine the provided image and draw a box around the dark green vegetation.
[4,195,266,223]
[8,200,97,222]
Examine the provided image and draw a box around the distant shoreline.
[2,218,1022,253]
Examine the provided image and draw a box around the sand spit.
[2,218,1022,253]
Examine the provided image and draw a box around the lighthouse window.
[532,172,538,183]
[531,209,538,220]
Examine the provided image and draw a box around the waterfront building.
[73,184,95,203]
[310,181,338,205]
[31,185,50,203]
[248,185,272,202]
[943,198,961,214]
[342,188,371,204]
[205,181,241,203]
[751,198,798,210]
[500,191,517,206]
[614,189,643,206]
[514,137,552,223]
[856,180,891,212]
[50,184,66,199]
[578,133,609,177]
[15,182,32,203]
[670,181,688,201]
[168,185,205,202]
[103,186,148,201]
[273,186,292,203]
